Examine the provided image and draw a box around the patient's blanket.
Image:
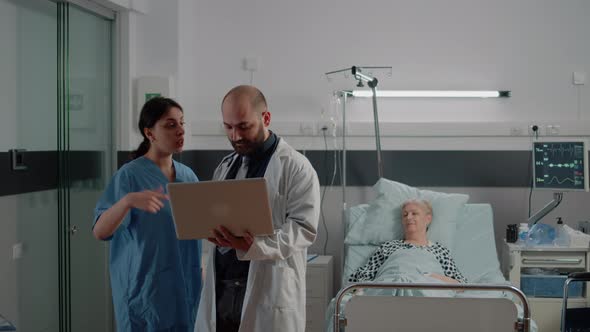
[363,247,455,297]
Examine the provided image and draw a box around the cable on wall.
[527,126,539,217]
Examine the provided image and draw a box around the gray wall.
[182,0,590,139]
[115,0,590,150]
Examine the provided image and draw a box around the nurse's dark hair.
[130,97,183,160]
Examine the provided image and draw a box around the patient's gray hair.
[402,199,433,216]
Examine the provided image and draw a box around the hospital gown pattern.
[348,240,467,283]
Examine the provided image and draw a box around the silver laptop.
[167,178,274,240]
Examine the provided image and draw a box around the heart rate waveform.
[545,176,575,185]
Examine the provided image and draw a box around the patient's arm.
[348,240,403,283]
[348,245,387,283]
[428,273,460,284]
[435,244,467,283]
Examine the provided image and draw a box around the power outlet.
[242,57,260,72]
[546,124,560,136]
[317,120,337,137]
[509,127,524,136]
[573,71,586,85]
[528,124,543,136]
[299,122,316,136]
[12,243,23,260]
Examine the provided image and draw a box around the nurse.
[93,97,202,331]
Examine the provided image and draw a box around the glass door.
[0,1,115,331]
[64,3,114,332]
[0,0,59,331]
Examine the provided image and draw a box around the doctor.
[195,85,320,332]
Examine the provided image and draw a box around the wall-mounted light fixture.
[351,90,511,98]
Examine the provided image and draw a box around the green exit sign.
[145,93,161,101]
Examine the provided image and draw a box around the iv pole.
[326,66,390,285]
[351,66,383,179]
[336,90,350,211]
[325,66,385,179]
[325,65,390,213]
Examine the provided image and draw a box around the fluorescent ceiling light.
[351,90,510,98]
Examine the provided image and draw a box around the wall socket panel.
[527,124,561,136]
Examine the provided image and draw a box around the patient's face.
[402,203,432,236]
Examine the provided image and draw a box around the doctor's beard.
[230,125,266,156]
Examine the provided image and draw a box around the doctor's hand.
[208,226,254,252]
[124,186,169,214]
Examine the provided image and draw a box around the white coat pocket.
[267,264,298,310]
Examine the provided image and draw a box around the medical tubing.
[324,146,339,254]
[527,129,538,217]
[319,130,330,255]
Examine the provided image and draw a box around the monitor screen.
[533,140,589,191]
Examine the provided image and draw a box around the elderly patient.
[348,199,466,284]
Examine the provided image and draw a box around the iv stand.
[351,66,384,179]
[327,65,389,284]
[336,91,350,211]
[325,65,389,180]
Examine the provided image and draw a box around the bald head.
[221,85,271,155]
[221,85,267,114]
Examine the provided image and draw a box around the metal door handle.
[70,225,78,235]
[522,258,582,264]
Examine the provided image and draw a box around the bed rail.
[334,282,531,332]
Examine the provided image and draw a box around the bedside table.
[306,255,333,332]
[502,241,590,332]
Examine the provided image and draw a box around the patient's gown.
[348,240,466,284]
[94,156,202,332]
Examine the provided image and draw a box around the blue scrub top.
[94,157,202,332]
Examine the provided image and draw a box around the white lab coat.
[195,138,320,332]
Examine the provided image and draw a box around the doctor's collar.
[246,131,277,160]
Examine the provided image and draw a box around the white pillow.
[345,178,469,248]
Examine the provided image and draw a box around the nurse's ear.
[144,127,155,142]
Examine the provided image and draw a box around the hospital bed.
[325,85,534,331]
[326,196,537,332]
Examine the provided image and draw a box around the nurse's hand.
[208,226,254,252]
[124,188,169,214]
